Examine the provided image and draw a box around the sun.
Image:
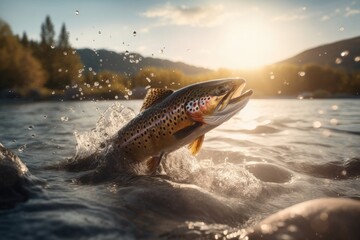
[222,19,279,69]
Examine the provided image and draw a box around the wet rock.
[0,144,31,209]
[246,198,360,240]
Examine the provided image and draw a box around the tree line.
[0,16,359,100]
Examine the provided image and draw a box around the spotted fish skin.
[108,78,253,174]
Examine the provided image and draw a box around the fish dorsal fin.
[140,88,174,112]
[188,135,204,155]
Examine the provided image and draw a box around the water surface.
[0,99,359,239]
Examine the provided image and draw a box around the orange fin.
[140,88,173,112]
[188,135,204,155]
[146,154,163,174]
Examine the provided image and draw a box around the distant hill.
[77,48,211,75]
[278,36,360,72]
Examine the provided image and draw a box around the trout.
[103,77,253,175]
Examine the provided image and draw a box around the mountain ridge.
[278,36,360,71]
[77,36,360,75]
[77,48,211,75]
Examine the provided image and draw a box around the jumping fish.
[103,78,253,175]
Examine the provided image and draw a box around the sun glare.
[223,20,278,69]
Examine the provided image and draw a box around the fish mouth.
[204,79,253,125]
[216,79,253,112]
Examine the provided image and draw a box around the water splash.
[61,116,69,122]
[162,148,262,198]
[73,103,135,160]
[341,50,349,57]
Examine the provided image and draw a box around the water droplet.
[58,68,63,72]
[322,129,331,137]
[339,27,345,31]
[354,56,360,62]
[63,51,68,56]
[18,144,26,152]
[43,115,47,119]
[52,91,55,95]
[335,58,342,64]
[313,121,322,128]
[75,10,79,15]
[330,118,338,125]
[94,81,99,87]
[331,104,338,110]
[28,125,34,130]
[114,95,118,99]
[51,45,55,49]
[298,71,306,77]
[98,30,101,34]
[341,50,349,57]
[133,30,137,36]
[31,134,36,138]
[61,116,69,122]
[125,50,129,56]
[341,170,347,176]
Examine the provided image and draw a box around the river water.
[0,99,359,239]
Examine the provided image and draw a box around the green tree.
[58,23,69,49]
[40,15,55,46]
[35,17,83,90]
[21,32,29,47]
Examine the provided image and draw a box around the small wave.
[292,158,360,180]
[323,127,360,136]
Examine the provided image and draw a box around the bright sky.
[1,0,360,69]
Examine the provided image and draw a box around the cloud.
[321,15,330,21]
[272,14,307,22]
[271,6,310,22]
[142,3,226,27]
[345,7,360,17]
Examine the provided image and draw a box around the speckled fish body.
[114,78,253,174]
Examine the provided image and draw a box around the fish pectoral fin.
[140,88,174,112]
[173,122,203,139]
[146,154,163,174]
[188,135,204,155]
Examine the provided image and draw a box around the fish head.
[185,78,253,125]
